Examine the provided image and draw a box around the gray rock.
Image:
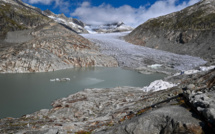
[187,84,196,90]
[4,30,33,43]
[97,106,203,134]
[44,129,59,134]
[188,90,215,126]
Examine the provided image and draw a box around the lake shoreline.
[1,33,214,134]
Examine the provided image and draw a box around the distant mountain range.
[85,22,133,33]
[43,9,88,34]
[43,10,133,34]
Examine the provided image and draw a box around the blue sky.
[23,0,200,27]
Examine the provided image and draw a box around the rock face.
[125,0,215,61]
[85,22,133,33]
[43,9,88,34]
[0,0,118,73]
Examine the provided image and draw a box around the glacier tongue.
[82,32,207,73]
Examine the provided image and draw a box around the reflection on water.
[0,67,165,118]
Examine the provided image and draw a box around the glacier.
[82,32,207,73]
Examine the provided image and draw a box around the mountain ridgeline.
[125,0,215,62]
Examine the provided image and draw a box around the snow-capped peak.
[85,22,133,34]
[43,10,88,33]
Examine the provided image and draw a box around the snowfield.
[142,80,177,92]
[82,32,206,72]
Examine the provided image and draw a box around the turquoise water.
[0,67,165,118]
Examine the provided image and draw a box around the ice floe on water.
[50,78,71,82]
[141,80,177,92]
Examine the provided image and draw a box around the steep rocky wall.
[125,0,215,61]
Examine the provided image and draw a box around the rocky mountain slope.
[43,9,88,34]
[0,0,49,36]
[0,0,117,73]
[85,22,133,33]
[125,0,215,62]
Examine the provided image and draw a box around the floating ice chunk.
[60,78,70,81]
[55,78,60,82]
[50,78,70,82]
[142,80,177,92]
[50,79,56,82]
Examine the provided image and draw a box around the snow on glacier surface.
[82,32,206,71]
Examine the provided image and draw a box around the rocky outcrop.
[125,0,215,62]
[43,9,88,34]
[97,106,204,134]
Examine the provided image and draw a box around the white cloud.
[24,0,70,13]
[24,0,55,5]
[71,0,200,27]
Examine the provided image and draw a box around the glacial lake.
[0,67,165,119]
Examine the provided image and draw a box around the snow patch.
[199,66,215,71]
[148,64,162,69]
[142,80,177,92]
[84,26,97,34]
[48,16,84,31]
[184,70,200,75]
[174,65,215,76]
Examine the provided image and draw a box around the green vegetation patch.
[0,2,50,35]
[144,8,215,31]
